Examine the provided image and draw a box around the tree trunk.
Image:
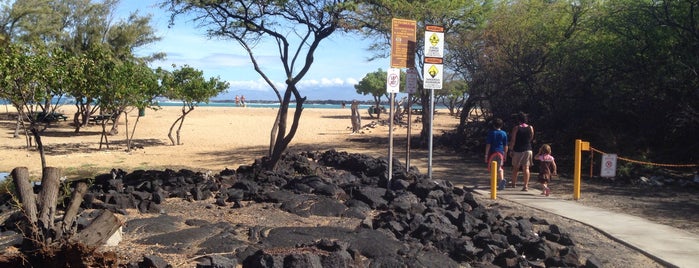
[351,100,361,133]
[168,116,182,146]
[58,182,87,239]
[98,121,109,150]
[176,107,194,145]
[109,112,121,136]
[30,127,47,170]
[72,210,122,247]
[124,111,131,152]
[11,167,38,223]
[38,167,61,237]
[264,85,305,170]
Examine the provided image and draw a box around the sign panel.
[424,31,444,58]
[405,68,418,94]
[601,154,618,177]
[390,19,417,68]
[423,63,443,89]
[386,68,401,93]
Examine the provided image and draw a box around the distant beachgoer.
[534,144,557,196]
[485,118,508,189]
[235,95,240,106]
[509,111,534,191]
[241,95,246,107]
[341,101,346,109]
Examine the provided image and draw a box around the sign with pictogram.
[423,25,444,90]
[424,25,444,58]
[391,19,417,68]
[601,154,617,177]
[386,68,400,93]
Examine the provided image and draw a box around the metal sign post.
[386,68,401,186]
[389,18,415,186]
[405,68,418,169]
[422,25,444,179]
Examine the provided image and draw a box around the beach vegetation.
[159,64,229,146]
[447,0,698,165]
[437,75,468,117]
[355,68,391,119]
[1,0,164,161]
[162,0,359,170]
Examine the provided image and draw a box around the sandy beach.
[0,104,462,179]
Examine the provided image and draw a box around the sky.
[115,1,388,101]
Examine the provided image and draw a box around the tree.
[437,75,468,116]
[355,69,389,119]
[91,57,163,152]
[0,44,68,169]
[163,0,357,170]
[447,0,698,164]
[160,65,228,146]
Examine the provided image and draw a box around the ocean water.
[157,101,370,109]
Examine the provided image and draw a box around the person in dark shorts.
[509,112,534,191]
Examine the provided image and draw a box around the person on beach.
[485,118,508,189]
[535,144,557,196]
[241,95,246,107]
[509,112,534,191]
[235,95,240,106]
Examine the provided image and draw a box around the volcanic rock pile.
[0,150,599,267]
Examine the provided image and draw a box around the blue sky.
[116,1,388,101]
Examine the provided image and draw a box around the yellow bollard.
[574,139,590,200]
[574,140,582,200]
[490,160,498,200]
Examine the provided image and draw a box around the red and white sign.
[601,154,617,177]
[386,68,400,93]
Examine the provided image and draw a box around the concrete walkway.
[473,188,699,268]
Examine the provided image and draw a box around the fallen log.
[71,210,123,247]
[57,182,88,239]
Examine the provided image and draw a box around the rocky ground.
[2,149,695,267]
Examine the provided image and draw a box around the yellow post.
[574,139,581,200]
[573,139,590,200]
[490,160,498,199]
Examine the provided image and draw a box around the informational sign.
[423,58,443,89]
[390,19,417,68]
[424,26,444,58]
[405,68,418,94]
[386,68,401,93]
[601,154,618,177]
[423,25,444,90]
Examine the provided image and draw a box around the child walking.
[485,118,508,189]
[535,144,557,196]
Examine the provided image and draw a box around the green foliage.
[438,77,468,116]
[160,65,229,107]
[450,0,698,165]
[355,68,388,99]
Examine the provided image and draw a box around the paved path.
[473,188,699,268]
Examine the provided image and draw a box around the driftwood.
[72,210,122,247]
[57,182,88,239]
[10,167,122,249]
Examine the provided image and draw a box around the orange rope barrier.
[589,147,698,168]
